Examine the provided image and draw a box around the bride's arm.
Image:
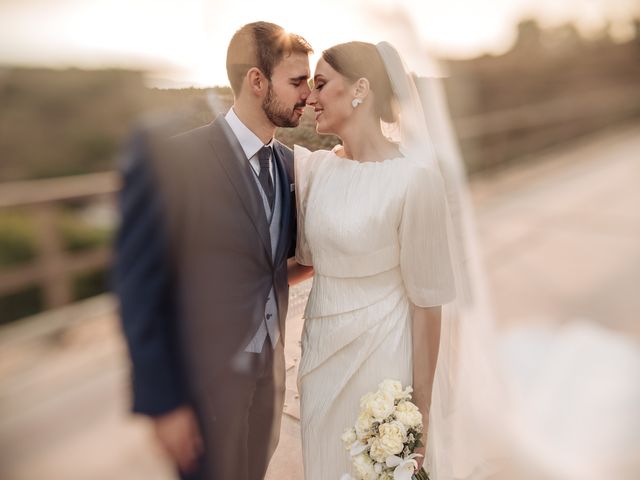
[287,258,314,285]
[412,305,442,463]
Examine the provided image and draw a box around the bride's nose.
[306,89,318,106]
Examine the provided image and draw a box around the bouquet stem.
[413,467,430,480]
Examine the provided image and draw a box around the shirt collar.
[224,107,274,160]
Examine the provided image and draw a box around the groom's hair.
[226,21,312,96]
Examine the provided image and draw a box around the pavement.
[1,123,639,480]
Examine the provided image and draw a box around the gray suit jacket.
[116,115,296,414]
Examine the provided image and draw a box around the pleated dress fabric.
[294,146,455,480]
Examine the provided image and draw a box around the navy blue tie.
[257,146,274,209]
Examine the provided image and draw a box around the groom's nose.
[301,81,311,100]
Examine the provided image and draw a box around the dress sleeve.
[294,145,314,266]
[399,164,456,307]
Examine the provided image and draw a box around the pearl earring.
[351,98,363,108]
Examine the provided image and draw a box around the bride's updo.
[322,41,398,123]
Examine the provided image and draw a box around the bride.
[294,41,498,479]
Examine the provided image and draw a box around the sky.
[0,0,638,87]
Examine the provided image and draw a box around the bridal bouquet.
[340,380,430,480]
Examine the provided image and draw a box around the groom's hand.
[152,405,203,474]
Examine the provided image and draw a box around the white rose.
[359,392,376,411]
[378,379,411,401]
[368,437,388,463]
[342,428,357,448]
[378,421,407,456]
[364,390,395,421]
[395,401,423,429]
[355,411,374,439]
[353,453,377,480]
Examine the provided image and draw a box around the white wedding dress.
[294,145,456,480]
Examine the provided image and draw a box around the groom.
[115,22,313,479]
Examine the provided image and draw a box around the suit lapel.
[207,116,272,263]
[272,142,293,266]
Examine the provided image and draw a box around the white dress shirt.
[225,107,274,182]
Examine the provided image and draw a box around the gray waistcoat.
[244,154,282,352]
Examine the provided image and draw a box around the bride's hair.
[322,41,398,123]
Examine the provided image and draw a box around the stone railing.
[0,172,119,310]
[1,89,638,316]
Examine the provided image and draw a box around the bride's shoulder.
[400,155,441,175]
[401,160,446,201]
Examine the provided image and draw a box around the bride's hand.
[415,408,428,471]
[411,305,441,474]
[415,445,426,470]
[410,389,430,471]
[414,422,429,477]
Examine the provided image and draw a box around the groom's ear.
[247,67,268,97]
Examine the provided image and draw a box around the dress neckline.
[329,145,405,166]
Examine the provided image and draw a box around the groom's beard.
[263,86,304,128]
